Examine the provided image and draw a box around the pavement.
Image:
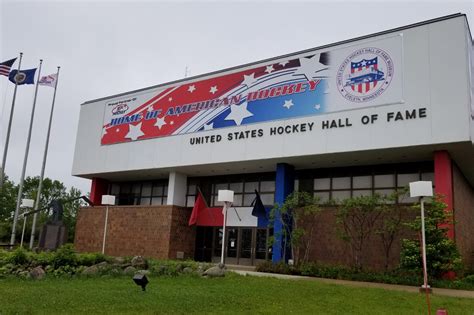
[229,269,474,299]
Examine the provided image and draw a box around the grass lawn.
[1,273,473,314]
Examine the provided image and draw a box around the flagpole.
[0,52,22,188]
[9,59,43,247]
[29,66,60,249]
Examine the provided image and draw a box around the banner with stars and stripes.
[100,35,402,145]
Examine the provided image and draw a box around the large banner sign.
[101,35,402,145]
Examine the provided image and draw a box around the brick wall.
[74,205,195,260]
[453,164,474,269]
[300,206,417,271]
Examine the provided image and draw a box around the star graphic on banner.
[154,116,167,130]
[147,106,155,113]
[116,128,120,133]
[168,97,173,102]
[188,85,196,93]
[225,102,253,126]
[294,54,329,81]
[242,73,257,87]
[314,104,321,110]
[360,60,367,66]
[265,65,274,74]
[279,60,289,67]
[283,100,294,109]
[203,122,214,130]
[125,122,145,141]
[210,85,218,94]
[170,121,175,125]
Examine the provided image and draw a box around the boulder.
[29,266,45,280]
[137,269,150,275]
[203,263,226,277]
[123,266,137,275]
[82,265,99,275]
[112,257,125,264]
[183,267,193,274]
[131,256,148,269]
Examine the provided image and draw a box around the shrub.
[51,244,77,269]
[7,247,30,266]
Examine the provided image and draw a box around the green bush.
[7,247,30,266]
[77,252,107,266]
[51,244,77,269]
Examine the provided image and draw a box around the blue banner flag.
[9,68,36,85]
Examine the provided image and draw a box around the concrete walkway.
[230,269,474,299]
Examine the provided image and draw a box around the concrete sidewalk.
[230,269,474,299]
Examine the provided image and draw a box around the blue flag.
[251,190,267,218]
[9,68,37,85]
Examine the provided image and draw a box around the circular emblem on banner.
[14,72,26,84]
[336,47,394,103]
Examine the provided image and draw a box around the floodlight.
[218,190,234,203]
[101,195,116,205]
[133,273,149,291]
[21,199,34,208]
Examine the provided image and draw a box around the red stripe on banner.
[357,83,362,93]
[351,85,354,91]
[365,82,370,92]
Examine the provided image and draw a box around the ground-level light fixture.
[133,273,149,291]
[409,181,433,294]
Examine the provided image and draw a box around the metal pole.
[102,205,109,254]
[20,213,27,248]
[29,66,61,249]
[9,60,43,246]
[220,202,228,265]
[0,52,23,188]
[421,198,429,289]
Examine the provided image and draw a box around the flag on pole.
[38,73,57,87]
[8,68,37,85]
[251,190,267,217]
[188,190,208,226]
[0,58,16,76]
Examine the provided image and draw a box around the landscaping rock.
[203,263,226,277]
[112,257,125,264]
[123,266,137,275]
[137,269,150,275]
[131,256,148,269]
[183,267,193,274]
[82,265,99,275]
[30,266,45,280]
[96,261,109,269]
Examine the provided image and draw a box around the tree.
[400,195,462,278]
[336,194,384,270]
[0,174,84,243]
[375,188,410,271]
[270,191,321,266]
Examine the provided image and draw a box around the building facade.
[73,14,474,269]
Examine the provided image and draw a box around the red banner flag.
[188,191,207,226]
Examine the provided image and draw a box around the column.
[167,172,187,207]
[90,177,109,206]
[434,151,455,240]
[272,163,295,263]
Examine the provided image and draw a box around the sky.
[0,0,473,194]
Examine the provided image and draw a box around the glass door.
[225,228,239,265]
[239,228,253,265]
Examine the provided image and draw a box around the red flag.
[188,190,207,226]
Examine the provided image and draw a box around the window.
[109,180,168,206]
[307,162,433,204]
[185,176,276,207]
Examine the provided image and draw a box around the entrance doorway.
[194,227,272,266]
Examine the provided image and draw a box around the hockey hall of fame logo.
[336,47,394,103]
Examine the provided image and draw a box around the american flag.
[101,53,330,145]
[0,58,17,77]
[350,57,378,93]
